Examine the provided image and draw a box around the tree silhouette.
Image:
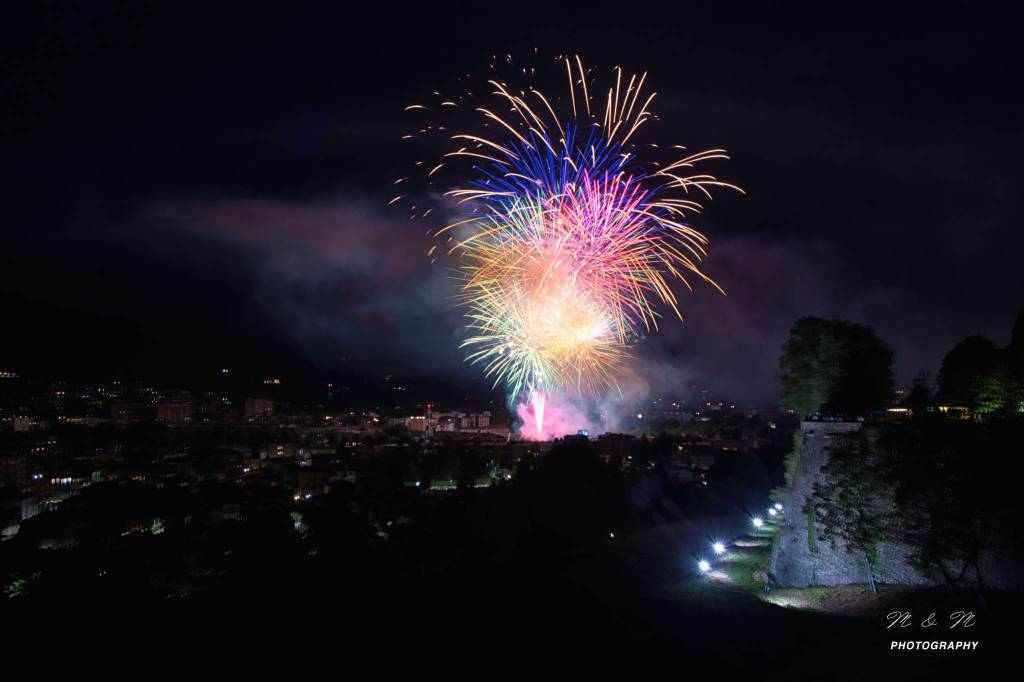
[779,317,893,417]
[937,334,1010,414]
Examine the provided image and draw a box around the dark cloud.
[140,196,468,376]
[2,4,1022,404]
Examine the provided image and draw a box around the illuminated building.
[260,442,298,459]
[12,416,45,432]
[931,405,971,420]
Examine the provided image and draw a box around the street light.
[768,508,778,517]
[752,517,764,528]
[712,541,726,555]
[698,559,711,573]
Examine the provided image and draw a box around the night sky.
[3,3,1022,405]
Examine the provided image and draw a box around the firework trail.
[397,54,740,438]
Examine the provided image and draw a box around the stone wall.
[769,421,936,587]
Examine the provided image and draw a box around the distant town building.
[929,405,971,420]
[244,397,274,420]
[403,410,493,435]
[111,403,148,423]
[260,442,298,459]
[405,415,428,432]
[12,416,46,432]
[594,433,634,463]
[156,402,192,424]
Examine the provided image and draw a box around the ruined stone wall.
[769,421,936,587]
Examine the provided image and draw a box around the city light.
[698,559,711,573]
[712,541,726,555]
[774,503,783,511]
[752,517,764,528]
[768,508,778,516]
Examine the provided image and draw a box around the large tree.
[1010,309,1024,353]
[778,317,893,417]
[879,418,1017,593]
[1010,309,1024,412]
[937,335,1008,414]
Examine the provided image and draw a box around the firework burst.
[398,55,741,436]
